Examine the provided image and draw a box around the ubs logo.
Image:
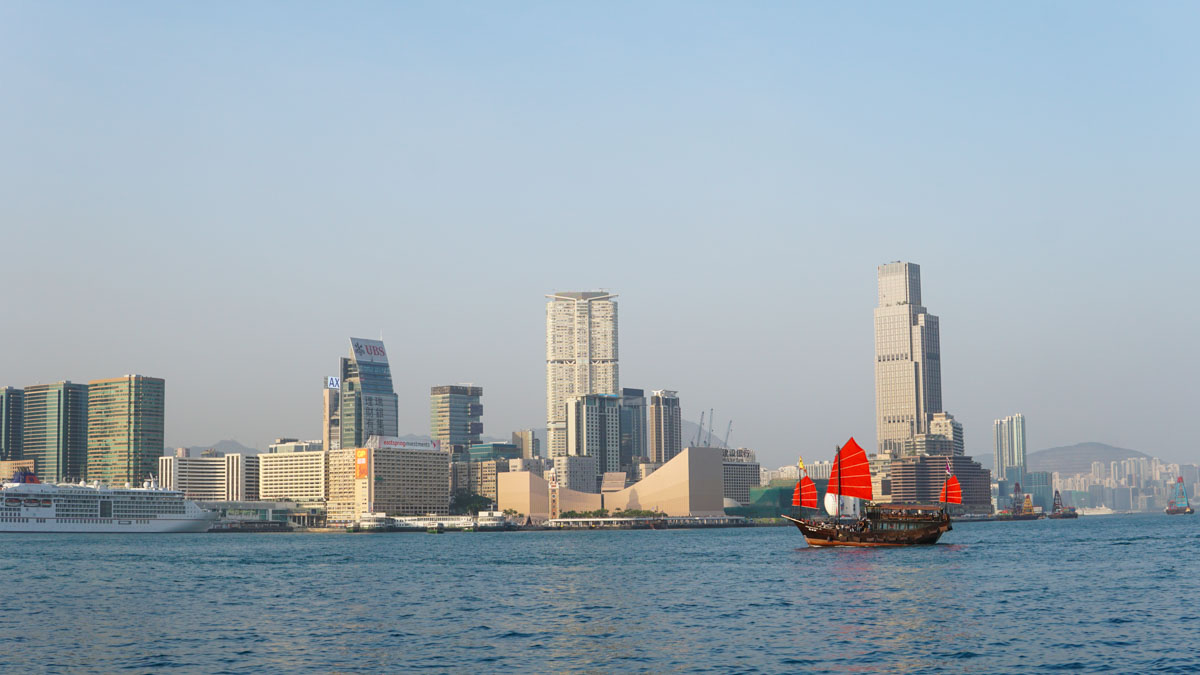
[353,342,386,358]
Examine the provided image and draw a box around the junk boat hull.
[782,506,951,548]
[1165,506,1194,515]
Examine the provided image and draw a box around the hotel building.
[259,450,328,503]
[354,437,450,518]
[546,291,619,458]
[158,454,260,501]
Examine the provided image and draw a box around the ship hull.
[1047,512,1078,519]
[782,513,950,547]
[1165,507,1195,515]
[0,517,215,533]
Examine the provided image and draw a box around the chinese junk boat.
[1047,490,1078,519]
[1165,477,1194,515]
[996,482,1041,521]
[781,437,953,547]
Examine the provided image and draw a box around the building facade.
[619,388,647,472]
[511,429,540,459]
[552,455,600,494]
[546,291,619,458]
[888,454,992,514]
[430,385,483,455]
[86,375,165,486]
[722,447,760,506]
[994,414,1027,484]
[567,394,621,478]
[158,454,259,501]
[648,390,682,464]
[0,387,23,462]
[22,381,89,483]
[874,262,943,457]
[322,382,340,453]
[355,438,450,518]
[258,451,328,503]
[339,338,399,450]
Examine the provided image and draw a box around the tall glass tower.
[339,338,399,449]
[86,375,165,485]
[22,381,89,482]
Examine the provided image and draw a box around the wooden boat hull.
[781,513,950,547]
[1165,507,1195,515]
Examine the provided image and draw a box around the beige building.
[158,454,259,501]
[648,390,682,464]
[259,450,327,503]
[326,447,356,525]
[874,262,942,457]
[354,438,450,518]
[546,291,619,458]
[553,455,598,493]
[511,430,539,459]
[468,459,508,503]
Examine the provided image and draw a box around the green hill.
[1026,442,1148,476]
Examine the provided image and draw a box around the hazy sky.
[3,3,1198,468]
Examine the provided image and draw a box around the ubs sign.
[350,338,389,364]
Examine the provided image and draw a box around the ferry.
[0,471,216,533]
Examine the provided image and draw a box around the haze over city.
[3,3,1197,468]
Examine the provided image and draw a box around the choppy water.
[1,514,1197,673]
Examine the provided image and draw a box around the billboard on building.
[366,436,442,451]
[350,338,389,365]
[355,448,369,479]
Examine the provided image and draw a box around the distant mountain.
[181,439,259,457]
[1026,442,1149,476]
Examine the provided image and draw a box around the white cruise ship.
[0,476,216,533]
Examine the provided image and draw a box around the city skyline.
[3,4,1198,468]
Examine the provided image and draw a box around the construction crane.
[705,408,714,445]
[693,410,706,446]
[723,421,733,449]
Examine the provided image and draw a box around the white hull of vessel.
[0,516,214,534]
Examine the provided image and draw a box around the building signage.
[350,338,389,365]
[326,376,341,389]
[355,448,369,479]
[365,436,441,451]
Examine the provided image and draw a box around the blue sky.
[2,2,1198,467]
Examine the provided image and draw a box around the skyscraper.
[994,414,1027,484]
[86,375,165,485]
[874,262,943,456]
[430,385,483,455]
[22,381,88,482]
[648,390,682,464]
[567,393,621,479]
[618,388,647,472]
[322,377,341,453]
[545,291,619,457]
[339,338,399,449]
[0,387,23,462]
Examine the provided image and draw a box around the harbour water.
[2,514,1196,673]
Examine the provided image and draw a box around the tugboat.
[995,482,1042,521]
[1165,477,1194,515]
[781,438,953,547]
[1046,490,1078,519]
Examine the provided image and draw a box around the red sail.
[939,475,962,504]
[799,475,818,509]
[827,437,873,501]
[792,482,802,507]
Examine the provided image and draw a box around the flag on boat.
[797,456,806,473]
[826,437,873,501]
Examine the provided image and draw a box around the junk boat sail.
[780,437,953,547]
[1165,477,1194,515]
[1047,490,1078,519]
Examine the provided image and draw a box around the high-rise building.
[339,338,399,450]
[929,412,964,456]
[22,381,89,482]
[322,378,341,453]
[566,394,621,481]
[874,262,942,457]
[648,390,682,464]
[511,429,540,459]
[545,291,619,458]
[86,375,165,486]
[0,387,23,462]
[354,437,450,518]
[994,414,1027,484]
[618,388,647,471]
[430,385,483,455]
[888,455,992,514]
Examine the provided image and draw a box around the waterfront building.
[888,454,992,514]
[546,291,619,458]
[430,385,483,455]
[618,388,647,472]
[511,429,540,459]
[22,381,89,483]
[722,447,760,506]
[339,338,399,450]
[86,375,165,486]
[158,454,259,501]
[355,437,450,518]
[469,442,522,462]
[553,455,600,493]
[325,447,356,525]
[468,459,508,504]
[874,262,942,457]
[567,393,621,479]
[648,390,682,464]
[994,414,1027,483]
[258,450,327,503]
[0,387,22,462]
[267,438,323,454]
[322,380,340,453]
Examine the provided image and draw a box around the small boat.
[995,482,1043,520]
[4,498,20,506]
[1165,477,1195,515]
[1047,490,1078,519]
[23,499,41,507]
[781,438,953,547]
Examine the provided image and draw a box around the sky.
[2,2,1198,468]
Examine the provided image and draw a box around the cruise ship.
[0,473,216,533]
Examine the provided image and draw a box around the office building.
[468,442,522,463]
[722,447,761,506]
[889,454,992,514]
[874,262,942,456]
[0,387,22,462]
[994,414,1027,484]
[354,437,450,518]
[567,394,621,478]
[511,429,540,459]
[468,459,508,504]
[158,454,259,501]
[430,385,483,455]
[86,375,165,486]
[552,455,600,494]
[619,388,647,471]
[546,291,619,457]
[267,438,323,454]
[339,338,399,450]
[322,379,340,453]
[259,450,327,503]
[22,381,89,483]
[648,390,682,464]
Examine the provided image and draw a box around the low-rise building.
[355,437,450,518]
[258,450,327,503]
